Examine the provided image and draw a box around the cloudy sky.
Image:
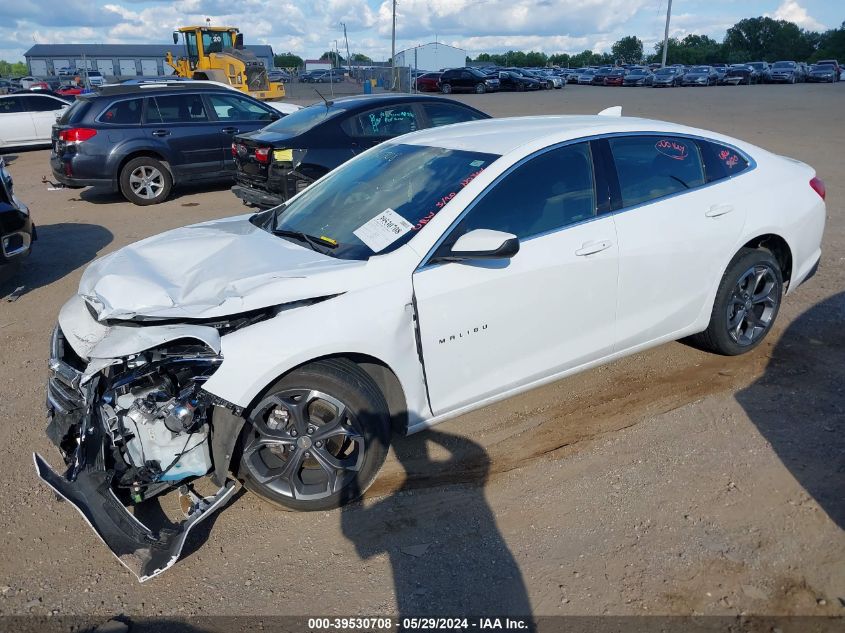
[0,0,838,63]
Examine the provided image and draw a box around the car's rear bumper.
[50,155,115,189]
[232,183,286,209]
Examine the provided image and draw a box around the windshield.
[773,62,795,68]
[748,63,765,70]
[262,103,344,135]
[257,143,500,260]
[655,68,675,75]
[812,64,834,70]
[690,66,709,73]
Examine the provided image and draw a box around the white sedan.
[0,93,70,148]
[37,111,825,580]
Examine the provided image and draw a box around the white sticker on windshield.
[353,208,414,253]
[470,160,485,167]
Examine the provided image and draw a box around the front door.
[413,142,619,414]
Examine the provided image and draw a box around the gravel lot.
[0,83,843,629]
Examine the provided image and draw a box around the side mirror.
[172,32,179,45]
[436,229,519,263]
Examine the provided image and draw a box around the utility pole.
[341,22,352,78]
[391,0,397,90]
[661,0,673,67]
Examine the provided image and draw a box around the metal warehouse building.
[23,44,275,79]
[393,43,467,72]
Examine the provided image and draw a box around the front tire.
[440,83,452,94]
[475,82,486,94]
[239,359,391,512]
[119,156,172,206]
[692,248,783,356]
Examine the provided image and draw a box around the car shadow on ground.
[0,222,112,298]
[340,429,533,616]
[735,291,845,529]
[0,153,19,164]
[78,180,236,205]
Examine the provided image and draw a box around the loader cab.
[174,27,239,70]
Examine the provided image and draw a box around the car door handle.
[706,203,734,217]
[221,127,239,134]
[575,240,613,256]
[151,129,170,137]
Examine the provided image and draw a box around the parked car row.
[413,66,566,93]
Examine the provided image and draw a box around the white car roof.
[398,115,730,156]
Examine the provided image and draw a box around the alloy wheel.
[726,264,779,346]
[242,389,365,501]
[129,165,165,200]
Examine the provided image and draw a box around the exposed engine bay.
[34,304,281,581]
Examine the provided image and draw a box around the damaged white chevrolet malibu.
[37,113,825,581]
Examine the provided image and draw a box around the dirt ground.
[0,83,843,627]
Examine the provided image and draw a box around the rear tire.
[691,248,783,356]
[239,359,391,512]
[119,156,172,206]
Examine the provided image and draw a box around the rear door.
[606,134,749,350]
[204,92,279,170]
[144,93,223,177]
[0,97,36,145]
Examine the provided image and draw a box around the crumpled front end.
[37,296,249,582]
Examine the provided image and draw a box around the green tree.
[812,21,845,61]
[723,16,815,61]
[0,60,27,77]
[319,51,346,67]
[350,53,372,63]
[273,52,304,69]
[549,53,571,67]
[611,36,643,63]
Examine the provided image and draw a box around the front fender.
[201,278,432,427]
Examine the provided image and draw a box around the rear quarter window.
[609,135,706,207]
[697,140,751,182]
[58,99,92,125]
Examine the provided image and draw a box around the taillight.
[231,142,237,157]
[810,176,826,200]
[254,147,270,163]
[58,128,97,143]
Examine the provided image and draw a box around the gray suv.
[50,83,283,205]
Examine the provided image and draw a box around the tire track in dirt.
[365,335,775,499]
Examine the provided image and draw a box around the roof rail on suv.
[97,82,226,96]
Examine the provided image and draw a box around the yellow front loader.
[166,26,286,100]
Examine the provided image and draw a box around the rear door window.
[0,97,23,113]
[98,98,143,124]
[421,102,487,127]
[206,93,276,122]
[608,135,705,207]
[146,94,209,123]
[342,104,419,138]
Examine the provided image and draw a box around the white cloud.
[771,0,825,31]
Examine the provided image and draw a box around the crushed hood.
[79,215,364,320]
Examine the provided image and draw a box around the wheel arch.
[244,352,410,436]
[741,233,793,287]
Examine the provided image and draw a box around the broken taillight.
[231,142,238,157]
[809,176,826,201]
[58,128,97,143]
[254,147,271,163]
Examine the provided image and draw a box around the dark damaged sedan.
[231,94,490,209]
[0,157,34,283]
